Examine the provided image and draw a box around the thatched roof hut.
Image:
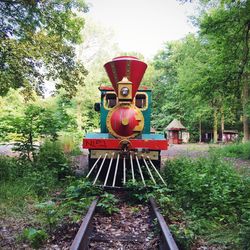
[165,119,186,131]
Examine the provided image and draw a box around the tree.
[198,0,250,141]
[0,0,88,97]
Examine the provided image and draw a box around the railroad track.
[70,194,179,250]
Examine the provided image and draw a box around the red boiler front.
[106,104,144,139]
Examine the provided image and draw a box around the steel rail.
[70,199,99,250]
[149,197,179,250]
[70,197,179,250]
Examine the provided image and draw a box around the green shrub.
[0,155,31,181]
[239,210,250,250]
[97,192,119,215]
[0,155,18,180]
[22,228,48,249]
[219,142,250,159]
[55,178,101,221]
[24,170,57,196]
[163,156,250,223]
[58,132,82,156]
[35,140,72,180]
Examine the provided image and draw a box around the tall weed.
[163,156,250,223]
[218,142,250,159]
[0,155,29,180]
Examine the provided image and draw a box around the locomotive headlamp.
[117,77,132,102]
[120,87,129,97]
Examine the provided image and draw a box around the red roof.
[99,86,114,91]
[99,86,150,91]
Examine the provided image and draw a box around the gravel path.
[161,143,217,159]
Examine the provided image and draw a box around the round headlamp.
[120,87,129,97]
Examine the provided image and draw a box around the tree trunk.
[221,107,225,142]
[213,108,218,143]
[199,118,202,143]
[76,101,82,131]
[242,74,249,142]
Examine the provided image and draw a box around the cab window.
[135,93,147,110]
[104,93,117,109]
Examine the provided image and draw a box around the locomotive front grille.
[90,150,159,160]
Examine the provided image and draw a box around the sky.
[86,0,198,59]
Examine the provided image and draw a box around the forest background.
[0,1,250,249]
[0,0,249,152]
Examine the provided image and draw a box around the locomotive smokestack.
[104,56,147,99]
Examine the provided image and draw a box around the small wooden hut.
[222,130,238,143]
[165,119,186,144]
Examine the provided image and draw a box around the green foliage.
[151,0,250,141]
[97,192,119,215]
[35,140,72,180]
[22,228,48,249]
[164,156,249,222]
[0,0,88,97]
[0,155,23,181]
[162,155,250,248]
[60,178,101,220]
[239,210,250,250]
[35,201,61,232]
[125,180,150,202]
[218,142,250,160]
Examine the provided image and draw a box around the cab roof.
[99,86,151,91]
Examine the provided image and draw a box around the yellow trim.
[106,103,144,139]
[133,92,148,111]
[103,91,117,110]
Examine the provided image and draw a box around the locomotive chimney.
[104,56,147,100]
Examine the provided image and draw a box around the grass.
[0,180,38,218]
[216,142,250,160]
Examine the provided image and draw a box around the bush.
[22,228,48,249]
[0,155,19,180]
[58,132,82,156]
[97,192,119,215]
[219,142,250,159]
[163,156,250,223]
[35,140,72,180]
[0,155,32,181]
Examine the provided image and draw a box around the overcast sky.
[86,0,198,59]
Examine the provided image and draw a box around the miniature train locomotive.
[82,56,168,187]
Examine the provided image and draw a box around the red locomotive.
[83,56,168,187]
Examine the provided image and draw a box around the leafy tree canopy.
[0,0,89,97]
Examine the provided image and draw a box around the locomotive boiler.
[82,56,168,187]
